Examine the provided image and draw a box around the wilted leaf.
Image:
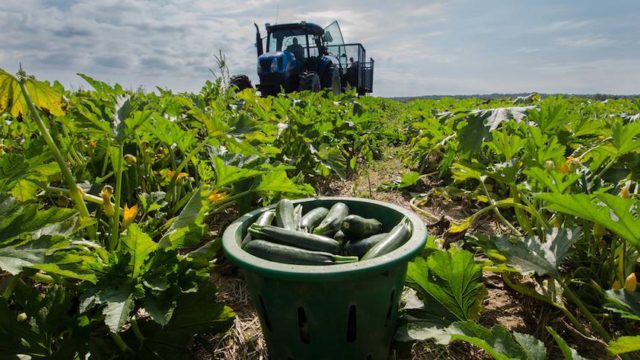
[0,68,65,117]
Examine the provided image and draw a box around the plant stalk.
[18,80,91,220]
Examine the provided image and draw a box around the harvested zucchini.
[341,214,382,240]
[249,224,342,254]
[241,210,275,248]
[245,240,358,265]
[361,218,412,260]
[276,199,296,230]
[313,202,349,236]
[299,207,329,232]
[344,232,388,258]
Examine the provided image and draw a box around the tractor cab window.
[267,30,308,60]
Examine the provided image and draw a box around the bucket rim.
[222,196,427,281]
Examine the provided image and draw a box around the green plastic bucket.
[222,197,427,360]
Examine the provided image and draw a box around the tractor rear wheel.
[298,72,320,92]
[229,74,253,91]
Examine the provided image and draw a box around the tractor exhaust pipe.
[254,23,264,56]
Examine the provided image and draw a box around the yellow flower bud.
[124,154,137,165]
[100,185,115,217]
[612,280,622,290]
[625,273,637,293]
[619,181,631,199]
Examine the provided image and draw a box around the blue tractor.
[230,21,374,96]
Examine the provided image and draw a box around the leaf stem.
[558,278,611,341]
[18,79,91,221]
[131,316,145,342]
[110,146,124,250]
[111,332,133,353]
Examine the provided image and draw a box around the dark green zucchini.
[344,232,388,258]
[244,240,358,265]
[241,210,276,248]
[276,199,296,230]
[293,204,304,230]
[341,214,383,240]
[249,224,342,254]
[313,202,349,236]
[299,207,329,232]
[361,218,412,260]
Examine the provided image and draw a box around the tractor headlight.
[270,58,278,72]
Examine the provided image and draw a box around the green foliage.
[473,228,581,277]
[608,336,640,355]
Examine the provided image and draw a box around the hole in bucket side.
[258,296,272,332]
[366,355,373,360]
[297,307,310,344]
[346,305,357,342]
[385,289,396,327]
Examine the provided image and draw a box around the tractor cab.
[251,21,373,96]
[255,22,336,95]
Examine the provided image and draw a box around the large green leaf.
[536,193,640,248]
[0,153,61,202]
[450,321,546,360]
[0,196,77,243]
[211,156,263,188]
[0,236,74,275]
[474,228,581,277]
[135,285,234,359]
[121,224,157,278]
[255,169,315,196]
[405,248,485,321]
[608,336,640,355]
[159,187,210,249]
[0,68,65,117]
[604,289,640,321]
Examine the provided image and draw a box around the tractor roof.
[266,22,324,36]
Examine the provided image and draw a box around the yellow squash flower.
[123,204,139,228]
[208,191,226,203]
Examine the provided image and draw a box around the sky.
[1,0,639,97]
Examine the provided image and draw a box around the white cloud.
[556,35,613,48]
[0,0,638,96]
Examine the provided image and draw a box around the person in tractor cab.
[286,38,305,60]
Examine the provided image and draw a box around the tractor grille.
[260,59,272,73]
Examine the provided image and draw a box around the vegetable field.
[0,67,639,359]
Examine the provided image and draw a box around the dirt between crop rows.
[193,152,553,360]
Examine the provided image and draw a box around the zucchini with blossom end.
[299,207,329,232]
[241,210,276,248]
[244,240,358,265]
[361,218,412,260]
[249,224,342,254]
[313,202,349,236]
